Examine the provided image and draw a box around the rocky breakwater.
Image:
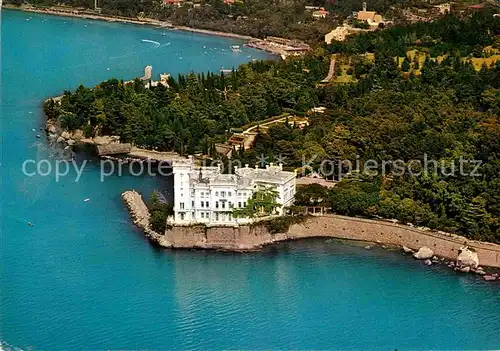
[409,245,498,281]
[121,191,163,242]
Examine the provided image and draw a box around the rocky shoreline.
[45,119,123,156]
[403,245,499,281]
[45,118,186,164]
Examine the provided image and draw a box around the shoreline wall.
[120,192,500,267]
[286,215,500,268]
[160,224,284,252]
[158,215,500,267]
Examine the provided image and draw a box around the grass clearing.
[327,49,500,84]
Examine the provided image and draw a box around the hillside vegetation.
[45,13,500,242]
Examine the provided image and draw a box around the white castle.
[169,157,296,226]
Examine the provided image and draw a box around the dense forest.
[43,55,328,153]
[44,13,500,242]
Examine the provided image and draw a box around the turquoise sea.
[1,9,499,350]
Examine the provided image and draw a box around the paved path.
[242,117,287,134]
[321,58,336,83]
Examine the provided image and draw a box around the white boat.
[141,39,161,46]
[231,45,241,52]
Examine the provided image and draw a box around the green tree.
[401,57,411,72]
[233,186,280,218]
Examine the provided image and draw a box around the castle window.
[180,202,185,210]
[215,191,219,196]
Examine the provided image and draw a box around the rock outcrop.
[61,131,71,140]
[71,129,84,140]
[413,246,434,260]
[47,122,58,134]
[456,246,479,268]
[402,245,414,254]
[45,118,129,157]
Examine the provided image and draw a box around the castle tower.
[362,1,367,11]
[172,157,194,222]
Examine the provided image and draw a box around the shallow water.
[1,9,499,350]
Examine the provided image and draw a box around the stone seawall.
[120,193,500,267]
[286,215,500,268]
[158,215,500,267]
[159,224,287,252]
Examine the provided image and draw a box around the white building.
[434,3,451,14]
[356,2,384,28]
[312,8,329,19]
[325,26,352,43]
[170,158,296,226]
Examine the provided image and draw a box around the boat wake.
[141,39,161,47]
[0,340,25,351]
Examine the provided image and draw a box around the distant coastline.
[2,4,256,41]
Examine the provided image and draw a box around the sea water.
[1,9,499,350]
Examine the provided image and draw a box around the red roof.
[469,4,484,8]
[313,8,329,15]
